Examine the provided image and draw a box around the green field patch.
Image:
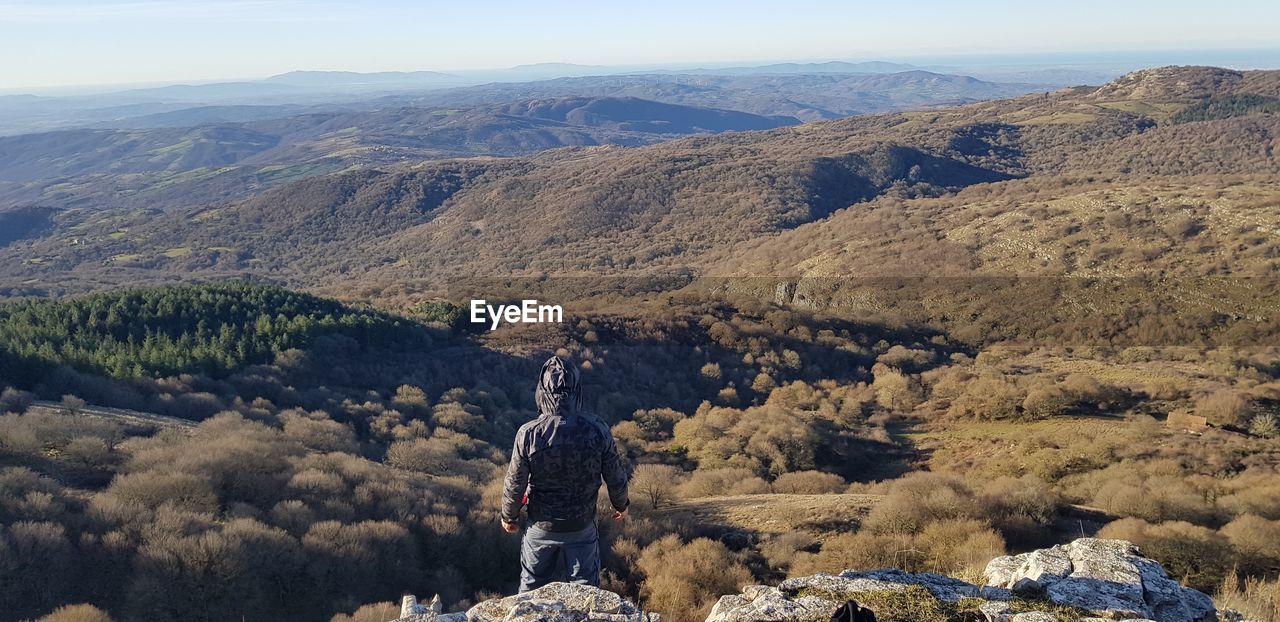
[146,138,197,157]
[162,247,193,258]
[148,167,239,190]
[1097,100,1185,120]
[1017,112,1097,126]
[108,253,144,264]
[254,163,329,183]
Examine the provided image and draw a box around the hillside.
[0,97,795,184]
[3,276,1280,621]
[391,71,1041,122]
[4,66,1277,304]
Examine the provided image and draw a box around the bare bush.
[637,536,753,622]
[771,470,846,494]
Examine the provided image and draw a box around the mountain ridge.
[2,66,1278,301]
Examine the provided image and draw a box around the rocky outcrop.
[393,539,1213,622]
[391,583,658,622]
[983,538,1216,622]
[708,539,1214,622]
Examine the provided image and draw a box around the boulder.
[983,538,1215,622]
[463,583,658,622]
[706,584,840,622]
[779,569,981,604]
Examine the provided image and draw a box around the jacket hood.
[535,356,582,417]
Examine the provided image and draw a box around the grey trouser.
[519,522,600,593]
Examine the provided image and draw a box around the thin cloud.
[0,0,352,23]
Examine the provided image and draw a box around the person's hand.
[501,520,520,534]
[612,510,628,521]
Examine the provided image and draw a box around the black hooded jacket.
[501,356,630,532]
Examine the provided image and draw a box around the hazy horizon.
[4,47,1280,97]
[3,0,1280,92]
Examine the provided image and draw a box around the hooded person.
[500,355,631,592]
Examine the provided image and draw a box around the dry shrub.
[1091,473,1218,525]
[0,387,34,414]
[1221,474,1280,520]
[677,468,769,498]
[877,346,935,370]
[36,604,114,622]
[917,518,1006,581]
[1220,514,1280,576]
[1195,390,1254,427]
[107,471,219,513]
[631,464,684,509]
[637,535,752,622]
[946,374,1025,420]
[872,363,922,412]
[62,437,114,470]
[329,602,400,622]
[1022,385,1075,419]
[863,473,978,535]
[759,532,816,572]
[790,531,920,575]
[1216,574,1280,622]
[1098,518,1232,592]
[281,410,359,453]
[1249,413,1280,438]
[611,537,642,567]
[771,470,846,494]
[978,476,1062,547]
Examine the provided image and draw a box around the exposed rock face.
[779,568,988,604]
[391,583,658,622]
[392,539,1213,622]
[709,539,1213,622]
[984,538,1215,622]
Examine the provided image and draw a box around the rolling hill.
[1,66,1277,310]
[389,71,1041,122]
[0,96,796,184]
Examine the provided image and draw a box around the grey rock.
[778,568,979,604]
[460,583,657,622]
[1079,618,1158,622]
[1009,613,1056,622]
[983,553,1025,588]
[979,601,1014,622]
[983,538,1216,622]
[706,583,839,622]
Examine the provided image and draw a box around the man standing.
[501,356,630,592]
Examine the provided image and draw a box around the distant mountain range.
[3,66,1277,301]
[0,96,797,205]
[0,63,1053,135]
[383,71,1041,123]
[662,61,917,75]
[265,70,459,86]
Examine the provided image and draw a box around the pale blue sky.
[2,0,1278,89]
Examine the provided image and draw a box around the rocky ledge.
[393,538,1215,622]
[394,583,660,622]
